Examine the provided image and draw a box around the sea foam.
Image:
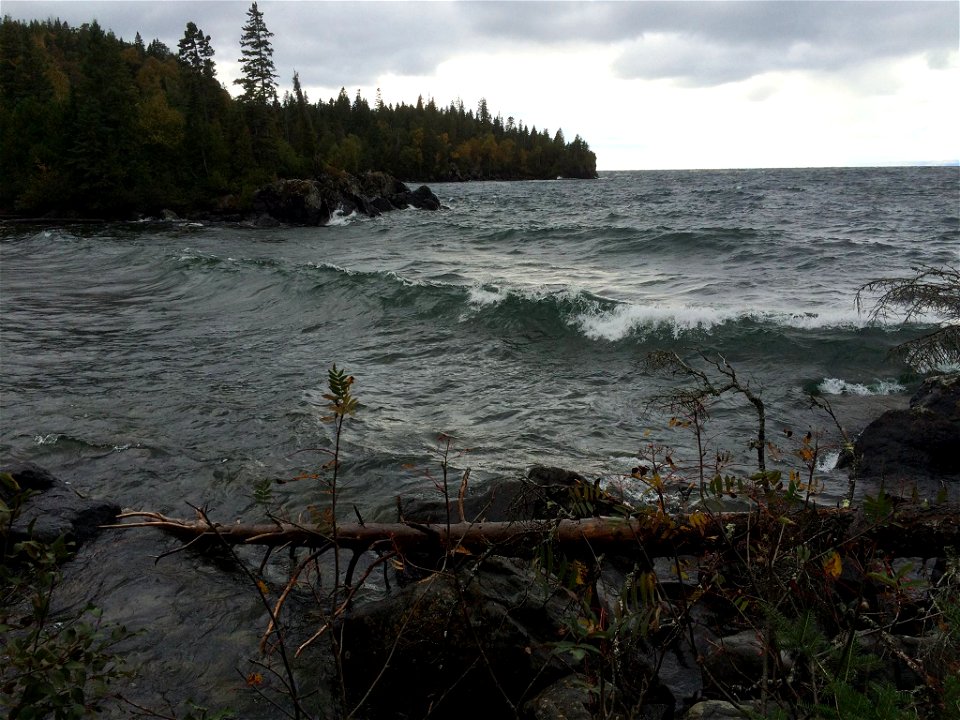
[573,303,732,341]
[817,378,905,396]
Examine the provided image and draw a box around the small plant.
[1,472,130,719]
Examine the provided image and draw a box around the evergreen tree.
[235,2,278,104]
[177,22,215,79]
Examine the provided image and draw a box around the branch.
[107,505,960,559]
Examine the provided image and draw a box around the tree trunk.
[109,503,959,559]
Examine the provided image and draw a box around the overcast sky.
[5,1,958,170]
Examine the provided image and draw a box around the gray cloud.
[607,2,959,86]
[4,1,957,91]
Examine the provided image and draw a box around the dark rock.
[525,675,612,720]
[399,465,621,526]
[1,463,119,548]
[251,171,438,226]
[1,461,57,495]
[252,213,281,227]
[369,196,397,213]
[683,700,751,719]
[851,374,960,483]
[701,629,792,690]
[252,178,331,226]
[340,557,574,718]
[387,184,441,211]
[360,171,408,198]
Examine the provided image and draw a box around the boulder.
[683,700,751,719]
[339,557,574,718]
[390,185,441,211]
[850,374,960,484]
[1,462,119,548]
[252,178,331,226]
[525,675,612,720]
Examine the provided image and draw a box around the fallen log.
[108,503,959,559]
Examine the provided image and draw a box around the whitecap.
[573,303,731,341]
[326,209,358,226]
[34,433,61,445]
[467,284,504,306]
[817,450,841,472]
[817,378,905,396]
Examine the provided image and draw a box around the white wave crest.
[818,377,906,396]
[573,303,732,341]
[817,450,841,472]
[467,285,504,306]
[34,433,61,445]
[327,209,358,226]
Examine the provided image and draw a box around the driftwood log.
[109,504,959,560]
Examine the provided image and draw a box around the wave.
[817,378,906,396]
[167,254,935,346]
[33,432,148,454]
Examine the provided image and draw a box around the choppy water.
[3,167,957,512]
[1,167,957,712]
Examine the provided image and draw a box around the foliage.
[0,13,597,218]
[0,473,130,718]
[525,359,959,719]
[857,265,960,370]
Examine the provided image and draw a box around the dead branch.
[107,504,960,559]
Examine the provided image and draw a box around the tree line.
[0,5,598,218]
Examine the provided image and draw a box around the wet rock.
[252,178,331,226]
[1,462,119,548]
[390,185,441,211]
[252,171,439,226]
[399,464,625,527]
[850,374,960,484]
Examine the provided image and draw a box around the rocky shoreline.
[0,170,442,229]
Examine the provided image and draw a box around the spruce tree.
[235,2,278,104]
[178,22,215,79]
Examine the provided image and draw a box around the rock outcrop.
[1,462,119,547]
[847,373,960,486]
[252,171,441,226]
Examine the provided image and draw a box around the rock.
[160,208,180,221]
[701,629,792,690]
[1,462,119,548]
[252,178,331,226]
[399,465,624,526]
[390,185,441,211]
[525,675,610,720]
[683,699,750,719]
[251,171,439,226]
[339,557,574,718]
[361,171,407,198]
[850,374,960,484]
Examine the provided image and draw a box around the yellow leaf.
[256,579,270,595]
[687,511,709,534]
[823,551,842,579]
[246,672,264,686]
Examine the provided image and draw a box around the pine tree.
[234,2,277,104]
[178,22,215,79]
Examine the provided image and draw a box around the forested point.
[0,12,598,219]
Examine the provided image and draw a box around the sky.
[4,1,958,171]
